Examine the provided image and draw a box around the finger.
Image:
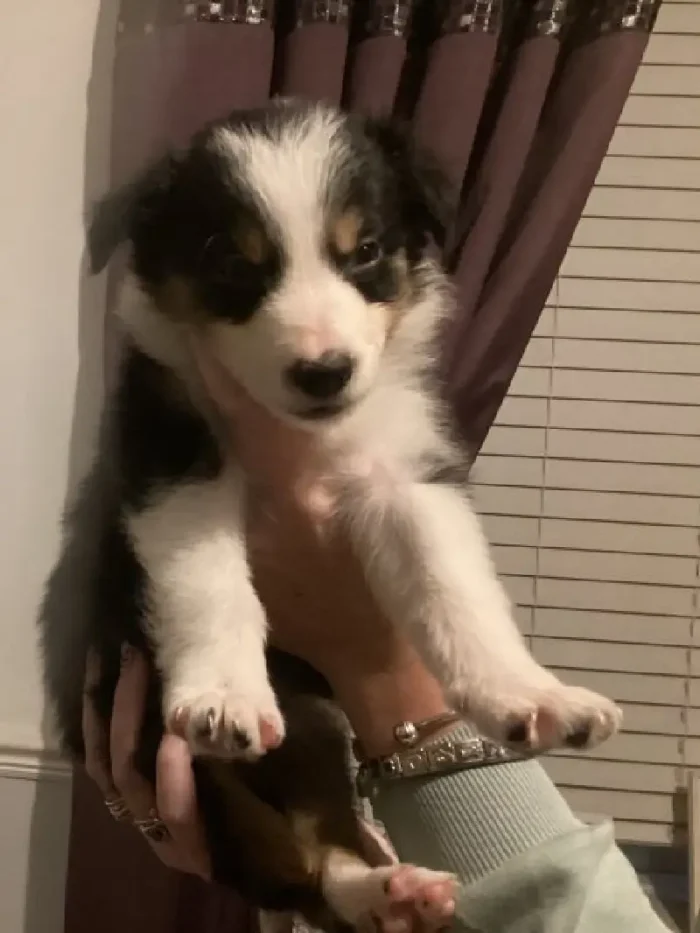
[110,648,158,821]
[82,650,117,799]
[110,650,193,871]
[156,733,212,880]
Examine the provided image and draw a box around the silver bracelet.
[356,715,526,798]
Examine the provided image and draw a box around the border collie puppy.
[39,99,621,929]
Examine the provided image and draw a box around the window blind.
[473,1,700,849]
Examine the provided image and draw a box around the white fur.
[116,275,190,372]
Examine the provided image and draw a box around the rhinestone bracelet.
[356,713,525,798]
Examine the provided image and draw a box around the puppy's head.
[92,100,451,423]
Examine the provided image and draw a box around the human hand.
[83,647,210,879]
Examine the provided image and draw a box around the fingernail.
[120,643,133,667]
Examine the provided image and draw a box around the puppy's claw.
[165,686,285,761]
[460,681,622,754]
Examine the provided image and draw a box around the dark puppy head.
[92,99,452,422]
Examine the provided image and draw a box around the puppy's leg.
[206,687,456,932]
[128,470,283,759]
[343,475,621,752]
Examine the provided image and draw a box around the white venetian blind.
[473,1,700,847]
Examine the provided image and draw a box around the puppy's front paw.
[325,861,457,933]
[459,680,622,754]
[377,865,457,933]
[166,682,285,761]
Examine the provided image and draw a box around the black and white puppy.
[40,99,621,928]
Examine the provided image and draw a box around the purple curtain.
[66,1,661,930]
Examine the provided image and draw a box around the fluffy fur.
[39,99,621,929]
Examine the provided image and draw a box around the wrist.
[325,647,450,757]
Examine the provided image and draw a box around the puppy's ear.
[86,155,176,275]
[365,118,454,250]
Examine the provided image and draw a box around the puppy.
[39,99,621,929]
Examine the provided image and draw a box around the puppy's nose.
[286,351,355,400]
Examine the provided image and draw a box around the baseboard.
[0,745,72,782]
[0,745,73,933]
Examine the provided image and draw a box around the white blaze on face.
[206,113,387,417]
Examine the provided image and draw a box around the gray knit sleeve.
[370,724,580,885]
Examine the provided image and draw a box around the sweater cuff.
[370,723,581,885]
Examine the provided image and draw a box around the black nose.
[286,352,355,400]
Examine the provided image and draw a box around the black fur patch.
[350,259,402,303]
[113,348,222,511]
[357,116,454,256]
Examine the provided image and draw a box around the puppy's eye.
[196,234,273,323]
[200,240,246,281]
[355,239,382,268]
[210,253,247,281]
[200,234,255,277]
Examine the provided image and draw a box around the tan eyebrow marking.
[330,207,363,256]
[233,223,270,265]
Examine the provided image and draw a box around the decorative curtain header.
[189,0,660,36]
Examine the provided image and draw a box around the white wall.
[0,3,116,930]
